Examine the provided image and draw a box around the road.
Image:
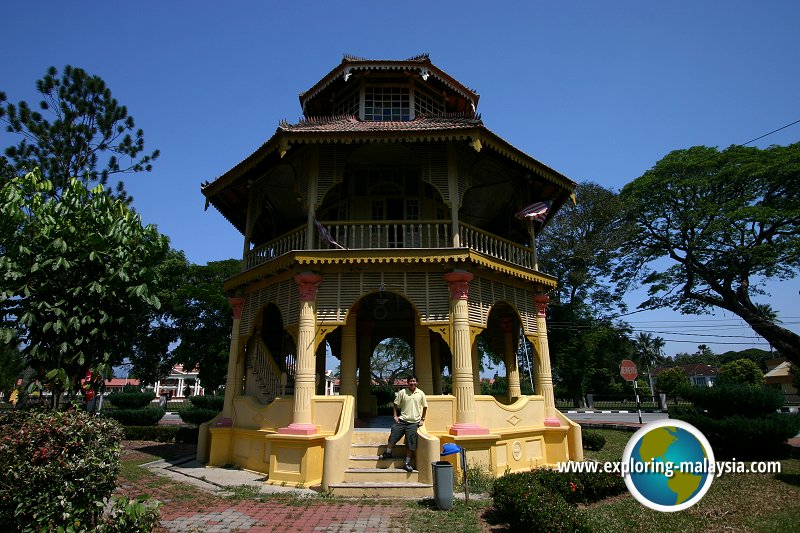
[561,411,669,424]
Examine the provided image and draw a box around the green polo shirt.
[394,388,428,423]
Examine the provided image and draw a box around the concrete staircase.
[327,429,434,498]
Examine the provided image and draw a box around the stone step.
[347,455,407,469]
[350,430,392,445]
[349,443,407,456]
[343,467,420,483]
[327,481,433,498]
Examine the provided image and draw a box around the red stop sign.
[620,359,638,382]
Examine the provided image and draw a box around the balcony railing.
[319,220,453,250]
[244,220,536,271]
[459,222,536,270]
[245,226,306,270]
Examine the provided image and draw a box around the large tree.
[537,181,631,311]
[128,249,190,386]
[129,258,240,393]
[536,181,635,402]
[168,259,241,392]
[618,143,800,366]
[0,66,159,202]
[0,170,168,404]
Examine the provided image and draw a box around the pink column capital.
[444,271,474,300]
[229,297,246,320]
[533,294,550,317]
[294,273,322,301]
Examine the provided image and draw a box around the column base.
[449,423,490,436]
[544,417,562,427]
[277,423,318,435]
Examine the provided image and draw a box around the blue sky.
[2,1,798,362]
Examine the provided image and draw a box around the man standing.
[381,375,427,472]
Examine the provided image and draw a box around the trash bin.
[432,460,454,510]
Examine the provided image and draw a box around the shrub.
[521,468,626,505]
[718,359,765,386]
[189,394,224,411]
[122,425,178,442]
[98,496,161,532]
[120,425,199,443]
[107,391,156,409]
[491,469,626,531]
[677,384,783,418]
[104,407,165,426]
[178,406,219,426]
[0,409,123,530]
[582,430,606,451]
[177,426,200,444]
[669,407,800,458]
[573,470,627,502]
[656,367,689,394]
[492,472,589,532]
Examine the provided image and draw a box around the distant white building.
[148,365,204,399]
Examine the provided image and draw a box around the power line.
[739,118,800,146]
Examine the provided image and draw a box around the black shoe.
[380,451,393,460]
[404,463,413,473]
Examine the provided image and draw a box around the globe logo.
[622,419,715,512]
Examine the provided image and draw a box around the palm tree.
[634,332,665,398]
[755,304,780,353]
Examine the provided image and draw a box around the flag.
[314,219,346,249]
[514,200,551,222]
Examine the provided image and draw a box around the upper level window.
[364,86,409,121]
[334,89,359,116]
[414,89,444,117]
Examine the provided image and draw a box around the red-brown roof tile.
[278,114,482,133]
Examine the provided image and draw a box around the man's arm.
[418,406,427,427]
[393,401,399,423]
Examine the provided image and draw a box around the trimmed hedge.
[677,384,783,418]
[492,469,626,532]
[669,407,800,459]
[178,407,219,426]
[104,407,165,426]
[670,384,798,458]
[582,430,606,451]
[122,425,199,444]
[189,394,224,411]
[0,409,122,530]
[107,391,156,409]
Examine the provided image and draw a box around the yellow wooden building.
[199,54,582,496]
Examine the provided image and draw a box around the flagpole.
[530,220,538,271]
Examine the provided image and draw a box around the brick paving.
[153,502,401,533]
[117,475,405,532]
[118,443,405,532]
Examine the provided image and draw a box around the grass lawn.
[579,429,800,533]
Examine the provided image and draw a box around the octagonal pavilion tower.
[200,54,582,495]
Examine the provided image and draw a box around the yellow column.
[414,323,434,395]
[357,321,374,417]
[534,295,561,427]
[278,273,322,435]
[431,334,442,395]
[445,271,488,436]
[339,317,357,397]
[501,317,521,401]
[218,297,245,427]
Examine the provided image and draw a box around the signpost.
[620,359,643,423]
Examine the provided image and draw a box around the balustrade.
[243,220,536,271]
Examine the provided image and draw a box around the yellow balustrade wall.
[207,395,350,487]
